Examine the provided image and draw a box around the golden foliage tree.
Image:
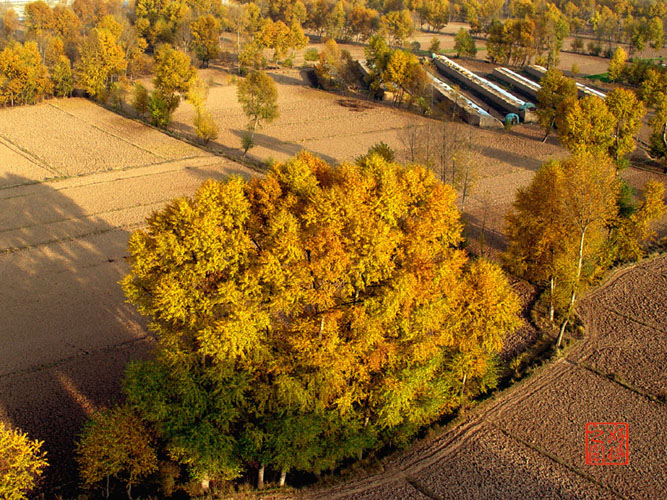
[606,88,645,165]
[536,68,577,141]
[76,17,127,100]
[506,153,619,346]
[76,406,157,499]
[606,180,666,262]
[608,46,627,81]
[380,9,414,46]
[236,70,278,152]
[556,96,616,154]
[121,150,520,487]
[0,41,52,106]
[0,421,48,500]
[190,14,220,68]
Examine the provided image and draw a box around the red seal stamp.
[585,422,629,465]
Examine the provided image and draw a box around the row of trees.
[505,151,664,347]
[460,0,667,55]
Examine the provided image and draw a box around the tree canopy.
[0,421,48,500]
[121,150,520,486]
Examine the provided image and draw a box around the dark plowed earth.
[309,257,667,500]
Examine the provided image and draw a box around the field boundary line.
[487,422,631,500]
[0,132,59,175]
[601,305,667,335]
[47,101,169,161]
[565,358,667,407]
[0,194,198,237]
[0,222,143,255]
[0,155,216,199]
[308,361,571,499]
[0,336,154,381]
[405,478,442,500]
[90,99,269,174]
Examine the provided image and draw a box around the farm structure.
[525,65,606,99]
[427,73,503,128]
[492,67,541,101]
[356,59,394,102]
[432,55,538,123]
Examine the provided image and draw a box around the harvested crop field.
[309,257,667,500]
[0,98,255,490]
[0,98,208,184]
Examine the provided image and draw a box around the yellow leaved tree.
[0,421,48,500]
[121,150,520,489]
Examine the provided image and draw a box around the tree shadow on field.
[478,144,544,172]
[229,129,338,164]
[0,173,154,495]
[462,211,508,258]
[266,70,311,87]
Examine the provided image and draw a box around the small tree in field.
[454,28,477,58]
[76,406,157,499]
[0,422,48,500]
[236,70,278,154]
[194,107,219,144]
[190,15,220,68]
[608,46,627,81]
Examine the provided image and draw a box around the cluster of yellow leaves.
[254,18,307,61]
[0,421,48,500]
[555,89,645,162]
[75,15,128,99]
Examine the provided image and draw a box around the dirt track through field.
[309,257,667,500]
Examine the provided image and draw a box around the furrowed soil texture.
[309,257,667,500]
[0,98,255,491]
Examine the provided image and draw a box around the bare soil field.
[309,257,667,500]
[0,98,255,491]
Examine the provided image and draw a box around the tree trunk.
[201,475,210,492]
[127,482,132,500]
[542,120,553,142]
[549,275,555,323]
[106,474,110,499]
[258,464,265,490]
[460,168,469,212]
[279,468,287,487]
[237,28,241,75]
[557,226,587,348]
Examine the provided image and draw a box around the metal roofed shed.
[492,67,541,101]
[427,72,502,128]
[432,54,537,123]
[525,65,606,100]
